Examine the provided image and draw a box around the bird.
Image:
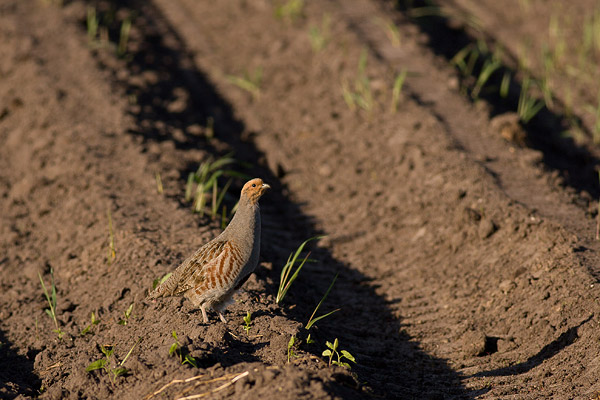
[148,178,270,323]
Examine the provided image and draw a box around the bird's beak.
[262,183,271,190]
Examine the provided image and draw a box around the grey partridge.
[148,178,270,323]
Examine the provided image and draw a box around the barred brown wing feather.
[154,240,227,297]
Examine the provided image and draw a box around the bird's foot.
[218,313,227,324]
[201,306,209,323]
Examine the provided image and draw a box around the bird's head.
[241,178,270,204]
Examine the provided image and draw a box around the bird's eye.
[252,183,256,187]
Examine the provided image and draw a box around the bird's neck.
[223,195,262,265]
[225,196,259,238]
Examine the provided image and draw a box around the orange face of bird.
[241,178,270,204]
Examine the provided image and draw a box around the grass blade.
[306,273,339,329]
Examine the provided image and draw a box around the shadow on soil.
[0,330,40,399]
[471,315,593,378]
[388,0,600,200]
[81,0,478,397]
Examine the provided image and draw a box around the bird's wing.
[149,239,227,298]
[180,240,245,295]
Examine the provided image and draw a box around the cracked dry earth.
[2,0,600,399]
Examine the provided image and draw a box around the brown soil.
[2,0,600,399]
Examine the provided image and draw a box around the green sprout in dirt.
[373,17,401,48]
[451,40,503,99]
[107,208,116,265]
[184,154,248,222]
[152,272,172,290]
[117,17,131,57]
[471,53,502,100]
[87,6,99,46]
[242,311,252,335]
[341,49,374,112]
[118,303,134,326]
[86,338,141,384]
[38,268,64,339]
[80,312,100,336]
[517,76,545,124]
[276,236,323,304]
[452,42,479,83]
[226,67,262,100]
[205,116,215,139]
[169,330,199,368]
[275,0,304,22]
[499,71,511,98]
[86,6,133,58]
[322,338,356,369]
[309,14,330,53]
[390,69,408,113]
[287,335,298,363]
[155,172,164,195]
[305,273,340,330]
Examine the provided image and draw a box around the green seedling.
[322,338,356,369]
[80,312,100,336]
[499,71,511,98]
[185,154,248,219]
[185,173,195,202]
[38,268,64,339]
[107,208,116,265]
[205,116,215,139]
[211,177,232,220]
[117,17,131,57]
[538,76,554,111]
[471,56,501,99]
[516,39,533,71]
[517,76,545,124]
[221,205,228,230]
[152,272,172,290]
[341,49,374,112]
[275,0,304,21]
[309,14,331,53]
[86,6,133,57]
[118,304,134,326]
[242,311,252,335]
[452,41,503,99]
[226,67,262,100]
[287,335,298,363]
[341,79,357,111]
[306,273,340,330]
[390,69,408,113]
[451,44,480,96]
[581,12,600,62]
[169,331,199,368]
[86,338,141,384]
[374,17,401,47]
[276,236,323,304]
[87,6,99,46]
[155,172,163,194]
[306,333,315,344]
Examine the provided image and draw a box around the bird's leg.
[218,312,227,323]
[201,305,208,323]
